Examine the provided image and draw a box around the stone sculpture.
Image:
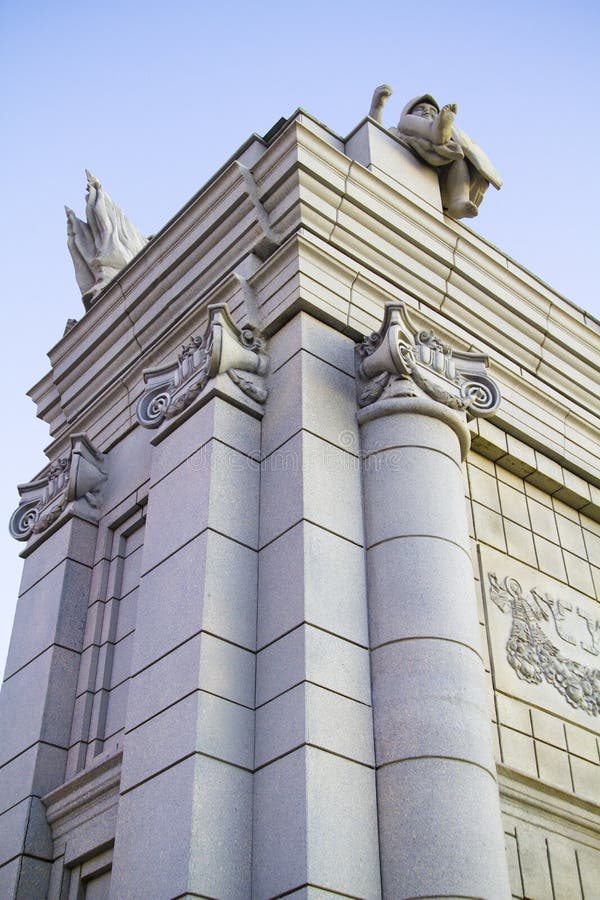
[369,84,502,219]
[66,170,148,309]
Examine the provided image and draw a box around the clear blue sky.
[1,0,599,676]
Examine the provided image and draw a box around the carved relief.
[136,303,268,429]
[488,573,600,717]
[9,435,107,542]
[357,302,500,417]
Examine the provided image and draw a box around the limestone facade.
[1,110,599,899]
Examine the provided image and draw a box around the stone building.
[1,104,599,899]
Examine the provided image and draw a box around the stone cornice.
[498,762,600,846]
[24,111,599,496]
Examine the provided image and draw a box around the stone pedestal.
[357,302,510,899]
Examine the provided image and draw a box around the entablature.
[25,110,599,502]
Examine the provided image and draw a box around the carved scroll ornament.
[357,302,501,418]
[9,435,107,542]
[489,573,600,717]
[136,303,268,429]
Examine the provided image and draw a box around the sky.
[1,0,599,678]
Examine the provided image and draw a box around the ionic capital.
[9,434,107,542]
[136,303,269,429]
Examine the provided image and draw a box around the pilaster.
[253,312,382,898]
[109,303,266,899]
[1,438,106,898]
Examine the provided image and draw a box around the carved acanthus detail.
[136,303,268,429]
[9,435,107,542]
[489,573,600,716]
[356,302,501,417]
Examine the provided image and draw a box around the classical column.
[109,304,267,900]
[1,437,106,899]
[357,302,511,899]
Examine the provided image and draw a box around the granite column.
[358,302,511,899]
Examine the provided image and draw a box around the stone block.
[535,741,573,792]
[102,425,151,515]
[371,640,494,772]
[577,846,600,899]
[0,743,66,816]
[565,723,599,762]
[112,755,252,899]
[556,514,587,557]
[499,726,538,778]
[377,758,510,899]
[305,748,380,897]
[118,545,143,599]
[363,445,469,548]
[473,502,507,551]
[0,856,50,900]
[528,497,560,541]
[498,481,530,527]
[17,518,98,597]
[345,119,442,214]
[0,647,80,768]
[255,682,375,769]
[257,522,368,650]
[362,409,461,462]
[5,560,91,679]
[534,534,567,581]
[505,520,537,566]
[516,822,554,900]
[253,749,307,897]
[132,531,256,676]
[103,680,130,739]
[570,755,600,802]
[142,439,260,571]
[256,625,371,708]
[268,312,356,377]
[547,836,584,900]
[150,397,260,485]
[128,632,254,729]
[260,431,363,549]
[113,588,138,643]
[108,633,134,689]
[563,550,595,595]
[468,463,501,512]
[0,797,53,866]
[531,709,566,748]
[262,350,357,459]
[367,536,480,651]
[495,693,532,735]
[122,690,254,791]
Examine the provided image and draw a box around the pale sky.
[1,0,599,677]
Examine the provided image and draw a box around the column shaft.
[360,399,511,900]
